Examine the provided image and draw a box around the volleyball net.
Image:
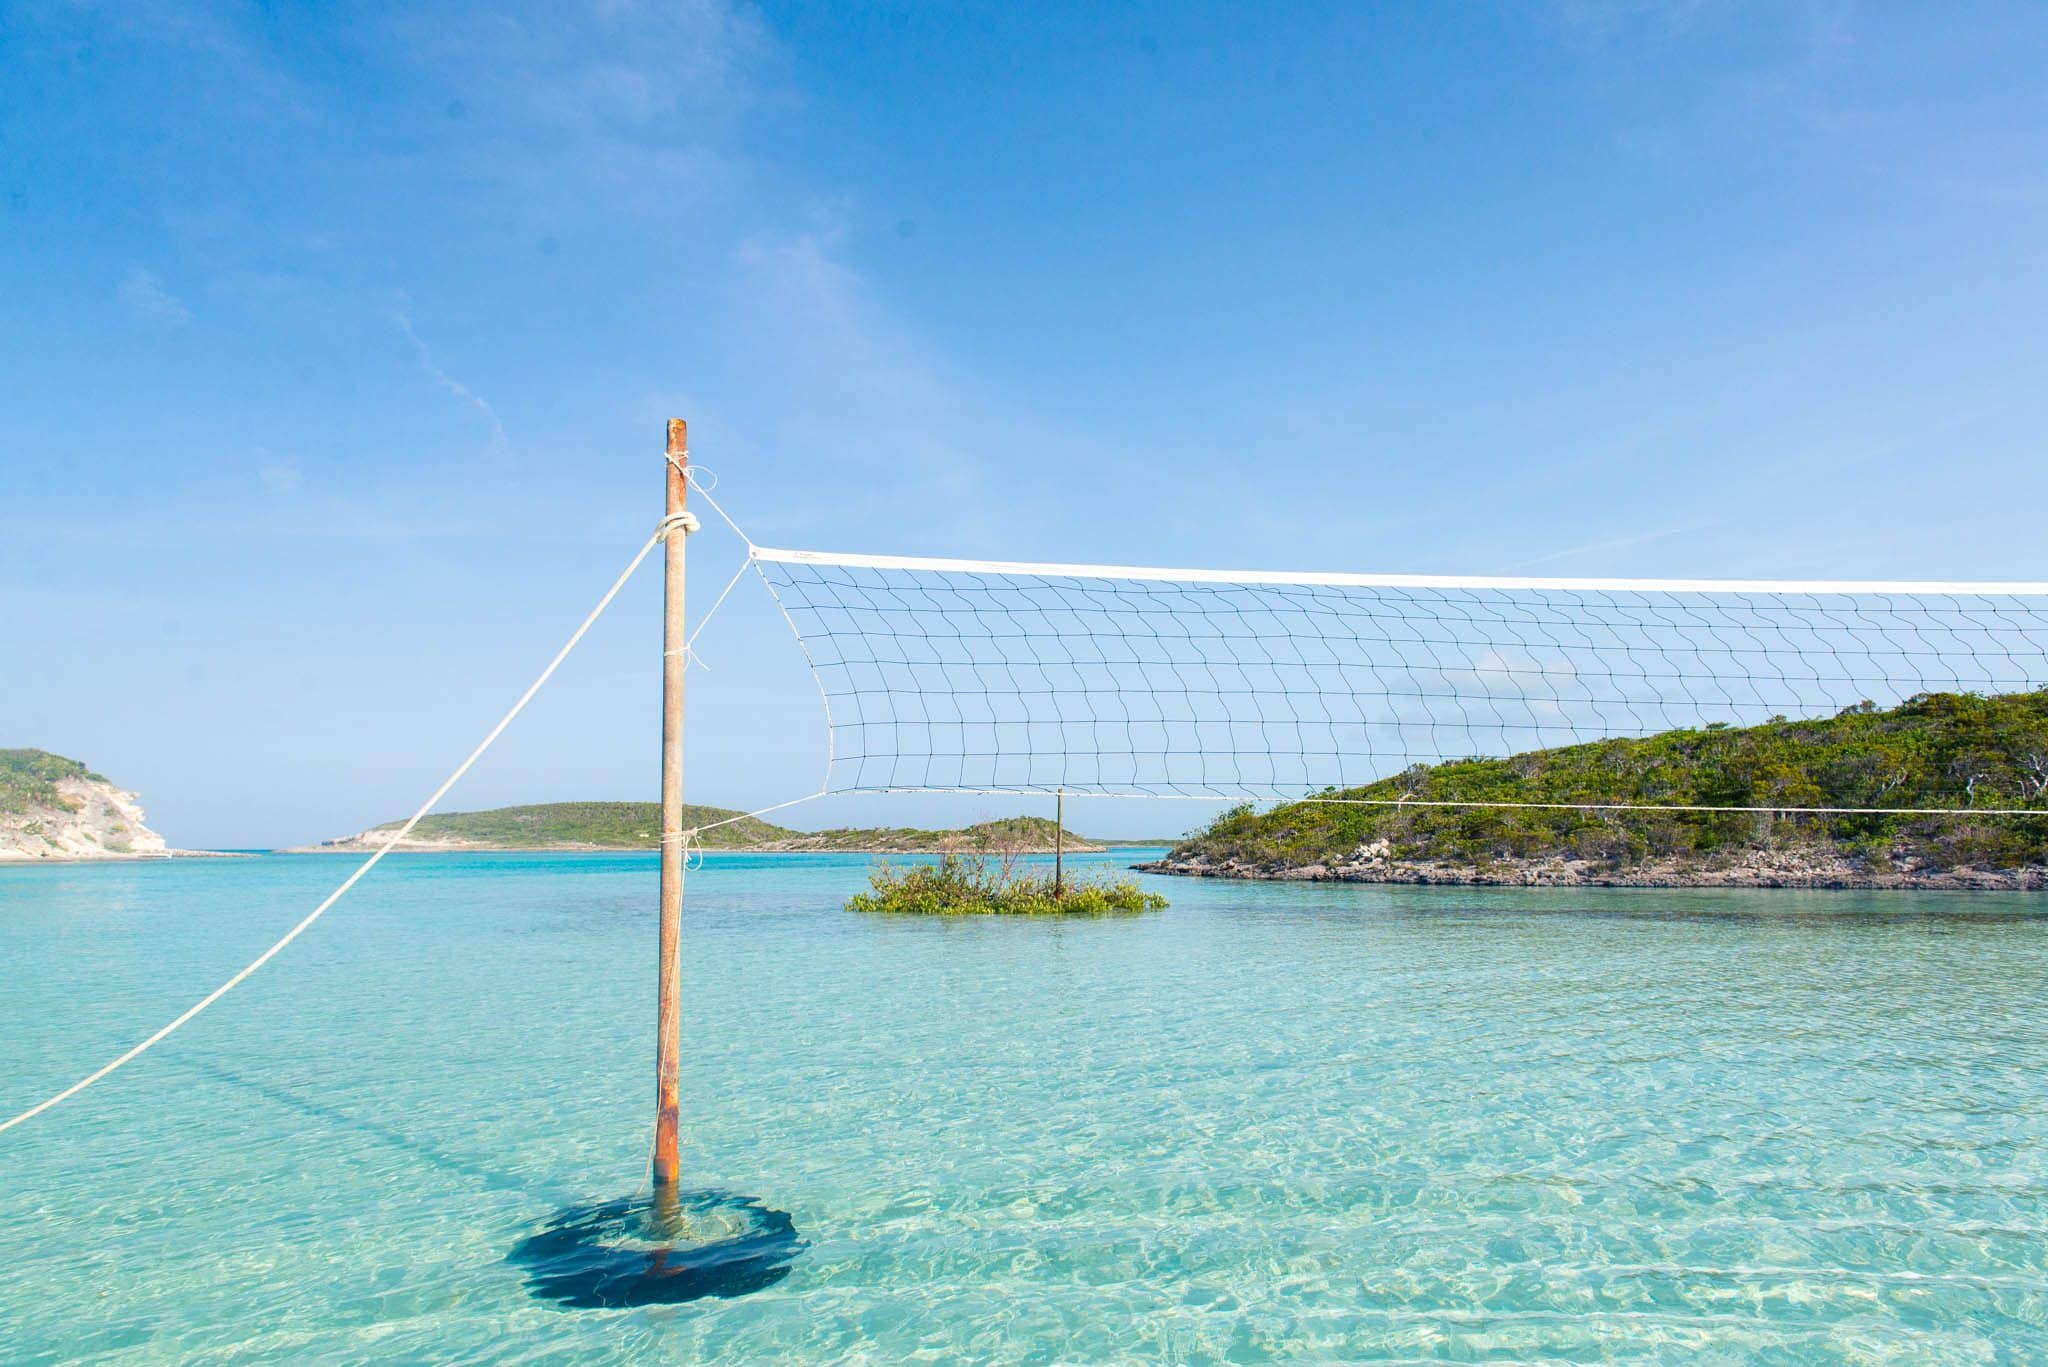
[748,544,2048,812]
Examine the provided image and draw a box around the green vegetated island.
[308,804,1144,855]
[1141,689,2048,890]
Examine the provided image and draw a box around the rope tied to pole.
[660,826,708,871]
[657,510,700,541]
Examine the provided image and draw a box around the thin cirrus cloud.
[392,309,513,462]
[724,225,1009,528]
[257,460,305,493]
[119,267,191,326]
[380,0,771,216]
[1507,523,1703,572]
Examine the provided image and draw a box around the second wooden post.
[1054,787,1064,899]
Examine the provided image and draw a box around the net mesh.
[751,550,2048,807]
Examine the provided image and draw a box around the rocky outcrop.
[1136,839,2048,890]
[0,772,172,861]
[303,831,508,853]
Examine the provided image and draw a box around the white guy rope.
[667,468,840,800]
[686,790,830,839]
[648,467,832,837]
[682,467,754,548]
[682,556,757,663]
[0,527,670,1138]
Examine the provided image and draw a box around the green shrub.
[847,853,1167,916]
[0,749,96,816]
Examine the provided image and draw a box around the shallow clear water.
[3,852,2046,1363]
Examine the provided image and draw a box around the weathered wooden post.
[1054,787,1064,899]
[654,418,690,1198]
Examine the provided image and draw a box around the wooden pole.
[1054,787,1064,899]
[653,418,688,1196]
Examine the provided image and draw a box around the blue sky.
[4,1,2047,848]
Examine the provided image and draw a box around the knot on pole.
[657,511,701,541]
[662,826,706,869]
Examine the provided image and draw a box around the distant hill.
[1,749,176,860]
[309,803,1106,853]
[314,801,796,851]
[1143,690,2048,889]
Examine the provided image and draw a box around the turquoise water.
[3,852,2046,1363]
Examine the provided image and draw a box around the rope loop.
[656,510,700,541]
[661,826,708,871]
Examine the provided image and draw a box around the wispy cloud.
[258,460,304,493]
[1506,522,1700,571]
[378,0,773,217]
[1540,0,1857,51]
[393,310,511,461]
[119,266,190,326]
[1540,0,1729,46]
[719,218,1184,560]
[726,222,998,528]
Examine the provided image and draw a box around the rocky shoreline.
[0,848,241,863]
[1135,843,2048,891]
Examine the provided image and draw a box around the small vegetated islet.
[847,853,1167,916]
